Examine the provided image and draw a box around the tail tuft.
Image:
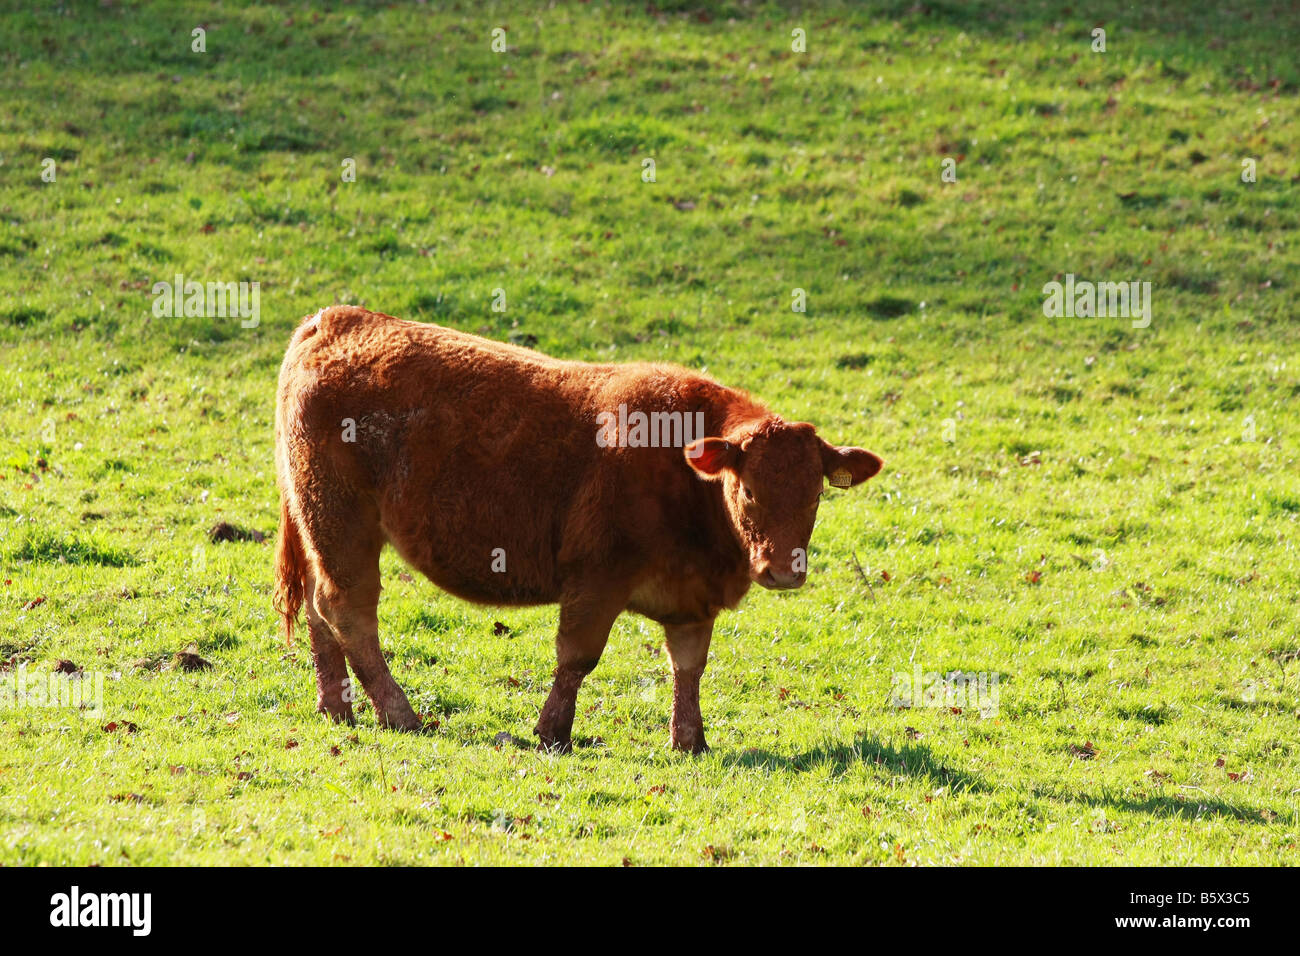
[273,495,307,645]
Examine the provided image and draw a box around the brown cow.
[274,306,882,753]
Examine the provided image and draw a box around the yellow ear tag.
[829,468,853,488]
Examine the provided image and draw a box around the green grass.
[1,0,1297,865]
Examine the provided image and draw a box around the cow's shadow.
[725,734,991,795]
[723,733,1275,823]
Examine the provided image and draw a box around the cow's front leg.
[535,590,624,753]
[664,620,714,754]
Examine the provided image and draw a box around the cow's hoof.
[377,708,422,732]
[317,701,356,725]
[534,730,573,754]
[671,735,709,755]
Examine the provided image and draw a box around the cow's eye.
[741,485,755,502]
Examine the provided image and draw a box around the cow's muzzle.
[754,564,806,590]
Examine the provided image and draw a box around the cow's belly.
[363,392,587,606]
[379,477,566,607]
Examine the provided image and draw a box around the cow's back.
[277,307,606,605]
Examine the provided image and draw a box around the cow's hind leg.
[315,587,418,731]
[535,588,625,752]
[305,584,353,723]
[300,498,420,732]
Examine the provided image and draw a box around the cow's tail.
[273,492,308,646]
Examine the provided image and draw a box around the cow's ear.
[819,440,883,488]
[685,438,739,477]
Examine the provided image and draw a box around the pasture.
[0,0,1297,865]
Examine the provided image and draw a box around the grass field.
[1,0,1297,865]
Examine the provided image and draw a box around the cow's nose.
[756,564,806,590]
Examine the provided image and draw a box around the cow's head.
[685,419,883,590]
